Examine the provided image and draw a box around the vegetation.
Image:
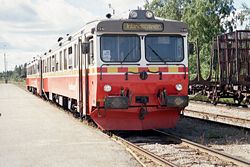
[0,64,26,83]
[145,0,249,80]
[238,3,250,29]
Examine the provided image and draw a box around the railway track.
[112,135,177,167]
[189,99,249,108]
[182,109,250,129]
[111,130,250,167]
[189,100,250,110]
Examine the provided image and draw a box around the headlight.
[104,84,112,92]
[130,11,138,19]
[175,84,183,91]
[145,11,154,19]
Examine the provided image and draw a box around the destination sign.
[123,22,164,32]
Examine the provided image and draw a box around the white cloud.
[0,0,146,72]
[32,0,95,28]
[0,0,99,72]
[100,0,145,15]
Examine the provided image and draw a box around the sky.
[0,0,249,72]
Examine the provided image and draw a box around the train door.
[78,38,84,119]
[38,58,43,96]
[79,37,91,119]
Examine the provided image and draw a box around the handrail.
[100,63,187,80]
[146,63,187,79]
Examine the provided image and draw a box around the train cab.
[82,10,189,130]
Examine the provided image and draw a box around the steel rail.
[183,109,250,129]
[111,134,178,167]
[153,129,250,167]
[189,100,250,112]
[189,100,249,108]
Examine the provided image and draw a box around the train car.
[26,58,42,95]
[190,30,250,104]
[27,10,189,130]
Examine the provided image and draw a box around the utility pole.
[3,44,7,84]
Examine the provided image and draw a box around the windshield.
[100,35,140,62]
[145,35,184,62]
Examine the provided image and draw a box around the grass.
[189,93,236,104]
[11,80,26,90]
[0,79,26,90]
[189,94,210,101]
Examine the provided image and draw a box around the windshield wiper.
[147,45,166,63]
[120,46,136,64]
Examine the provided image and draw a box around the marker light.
[175,84,183,91]
[104,84,112,92]
[130,11,138,19]
[145,11,154,19]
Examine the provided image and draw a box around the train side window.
[42,60,44,73]
[47,58,49,72]
[49,56,52,72]
[44,59,47,73]
[55,54,59,71]
[37,64,39,74]
[64,49,67,70]
[89,40,94,65]
[52,55,55,72]
[68,46,73,69]
[74,44,77,68]
[59,51,62,71]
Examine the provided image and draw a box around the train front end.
[87,10,189,130]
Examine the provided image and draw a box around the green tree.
[238,3,250,29]
[146,0,237,79]
[145,0,186,20]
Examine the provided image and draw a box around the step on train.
[26,10,189,130]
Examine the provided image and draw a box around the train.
[26,10,189,130]
[189,30,250,105]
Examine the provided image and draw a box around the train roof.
[30,10,187,61]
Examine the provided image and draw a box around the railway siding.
[114,130,250,167]
[185,101,250,128]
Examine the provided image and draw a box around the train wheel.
[233,91,244,105]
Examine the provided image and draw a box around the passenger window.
[42,60,44,73]
[52,55,55,72]
[59,51,62,71]
[49,57,52,72]
[64,49,67,70]
[47,58,49,72]
[68,47,73,69]
[74,44,77,68]
[89,41,94,65]
[55,54,59,71]
[44,59,47,73]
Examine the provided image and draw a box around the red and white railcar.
[26,10,189,130]
[26,58,42,95]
